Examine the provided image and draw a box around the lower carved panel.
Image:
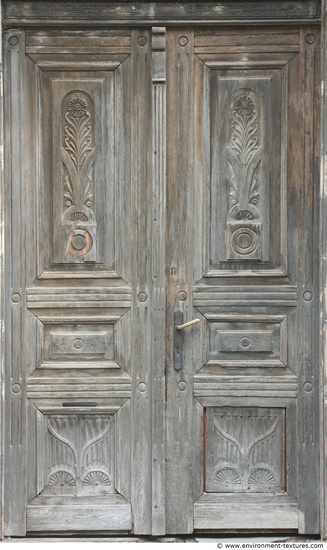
[40,414,115,496]
[205,407,285,493]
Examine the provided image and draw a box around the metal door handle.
[176,318,200,330]
[174,311,200,370]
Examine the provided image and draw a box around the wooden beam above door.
[3,1,321,27]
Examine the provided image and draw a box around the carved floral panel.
[210,73,282,270]
[61,91,97,263]
[226,89,262,260]
[50,75,116,269]
[206,407,285,493]
[40,415,115,496]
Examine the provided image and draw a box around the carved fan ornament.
[210,410,282,493]
[43,416,114,496]
[61,91,97,263]
[226,89,263,260]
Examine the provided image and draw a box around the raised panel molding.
[210,72,281,270]
[218,330,273,353]
[27,407,132,532]
[49,75,113,268]
[26,281,131,323]
[194,285,298,310]
[207,318,287,368]
[193,29,304,279]
[194,373,298,407]
[47,325,114,361]
[26,30,131,69]
[27,370,132,414]
[23,31,132,274]
[196,51,299,69]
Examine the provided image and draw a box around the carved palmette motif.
[42,415,114,496]
[207,408,284,493]
[61,91,97,262]
[226,89,262,260]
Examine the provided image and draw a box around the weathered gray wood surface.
[1,6,321,538]
[27,495,132,532]
[129,27,152,535]
[166,25,320,534]
[166,26,203,535]
[3,1,321,26]
[3,24,153,536]
[321,0,327,539]
[150,25,167,536]
[0,1,3,541]
[194,494,299,530]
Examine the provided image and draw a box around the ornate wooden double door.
[4,24,320,535]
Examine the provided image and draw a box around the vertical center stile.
[151,26,167,536]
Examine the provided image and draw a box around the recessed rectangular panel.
[218,330,273,353]
[205,407,285,493]
[39,414,115,496]
[209,69,284,271]
[50,331,107,357]
[209,320,283,366]
[44,324,114,362]
[44,67,121,271]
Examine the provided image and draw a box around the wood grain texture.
[194,494,298,530]
[3,1,321,26]
[3,29,28,537]
[151,26,166,536]
[27,495,132,532]
[1,10,322,538]
[295,27,320,535]
[129,29,153,535]
[2,26,138,536]
[0,2,3,540]
[189,25,319,534]
[321,0,327,539]
[166,27,201,534]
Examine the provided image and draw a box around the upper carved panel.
[48,73,117,271]
[61,91,97,263]
[208,72,282,272]
[227,89,262,260]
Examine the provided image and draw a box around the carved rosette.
[42,415,114,496]
[226,89,262,260]
[61,91,97,263]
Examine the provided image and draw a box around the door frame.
[0,0,326,538]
